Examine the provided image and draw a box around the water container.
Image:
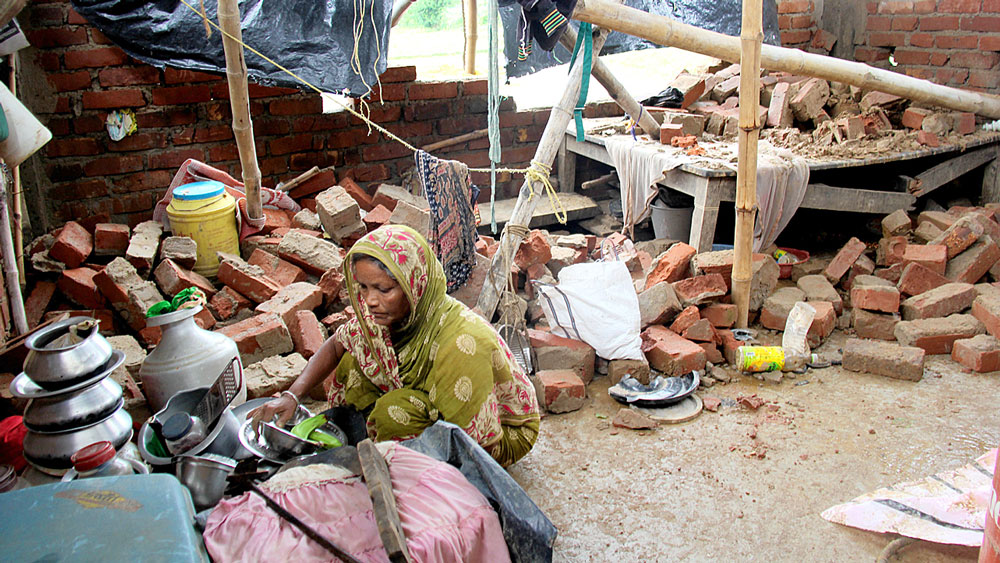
[166,180,240,277]
[650,198,693,241]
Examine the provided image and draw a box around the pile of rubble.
[648,62,981,156]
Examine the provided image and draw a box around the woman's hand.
[248,393,298,432]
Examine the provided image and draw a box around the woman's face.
[353,258,410,327]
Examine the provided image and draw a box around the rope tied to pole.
[524,160,567,225]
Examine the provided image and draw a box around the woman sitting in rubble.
[250,225,540,467]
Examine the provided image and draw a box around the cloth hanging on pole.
[415,150,481,293]
[604,137,685,237]
[753,148,809,251]
[568,22,593,143]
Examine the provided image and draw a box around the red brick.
[892,48,929,65]
[98,67,160,87]
[851,275,901,313]
[317,267,345,307]
[537,369,586,413]
[248,248,307,287]
[82,89,146,109]
[644,243,697,288]
[269,98,323,115]
[164,67,222,84]
[337,177,373,212]
[672,274,728,307]
[824,236,867,283]
[701,303,737,328]
[363,204,392,232]
[935,34,979,49]
[217,258,283,303]
[952,334,1000,372]
[682,318,715,342]
[208,286,251,321]
[870,31,906,46]
[514,231,552,270]
[909,32,935,47]
[919,15,961,30]
[46,138,101,157]
[946,238,1000,284]
[659,123,685,145]
[83,155,144,177]
[289,310,325,359]
[149,148,204,170]
[982,36,1000,51]
[852,308,900,340]
[842,338,924,380]
[379,66,417,83]
[216,313,294,364]
[962,13,1000,31]
[953,112,976,135]
[974,295,1000,337]
[807,301,836,347]
[255,282,323,328]
[867,15,892,30]
[950,51,1000,69]
[64,47,128,69]
[898,262,950,296]
[939,0,983,11]
[26,28,88,48]
[409,82,459,101]
[49,221,93,268]
[895,314,986,354]
[668,305,701,334]
[640,325,707,376]
[902,244,947,275]
[901,282,977,320]
[153,258,217,298]
[58,268,107,309]
[892,15,919,30]
[24,281,57,329]
[778,0,813,13]
[876,235,908,266]
[48,70,92,92]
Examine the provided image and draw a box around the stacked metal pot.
[9,317,131,475]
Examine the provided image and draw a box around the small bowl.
[776,247,810,279]
[23,317,114,390]
[176,454,236,511]
[261,422,320,458]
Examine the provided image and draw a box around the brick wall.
[20,0,622,232]
[775,0,1000,94]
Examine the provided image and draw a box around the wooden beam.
[0,164,27,335]
[572,0,1000,118]
[391,0,415,27]
[558,27,660,138]
[476,26,611,319]
[421,128,488,152]
[358,440,411,563]
[463,0,478,75]
[907,146,999,197]
[804,184,916,213]
[479,192,601,229]
[218,0,263,220]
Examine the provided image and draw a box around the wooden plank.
[984,159,1000,204]
[357,440,411,563]
[481,193,601,230]
[557,140,577,193]
[802,184,916,213]
[909,146,999,197]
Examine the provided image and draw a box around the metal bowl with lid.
[22,407,133,474]
[22,317,113,389]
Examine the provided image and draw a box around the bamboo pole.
[558,27,660,137]
[9,52,22,286]
[476,26,611,319]
[391,0,416,27]
[421,128,488,152]
[463,0,478,75]
[218,0,263,220]
[731,0,763,329]
[572,0,1000,118]
[0,164,27,335]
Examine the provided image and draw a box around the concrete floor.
[509,331,999,562]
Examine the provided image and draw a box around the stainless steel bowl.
[175,454,236,511]
[22,407,133,473]
[138,387,241,466]
[22,377,124,432]
[260,422,320,457]
[23,317,114,390]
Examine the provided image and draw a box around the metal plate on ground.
[630,394,703,424]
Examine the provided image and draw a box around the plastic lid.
[173,181,225,201]
[161,413,194,440]
[71,441,116,472]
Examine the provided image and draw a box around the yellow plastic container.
[735,346,785,373]
[166,181,240,277]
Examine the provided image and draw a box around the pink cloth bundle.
[203,443,510,562]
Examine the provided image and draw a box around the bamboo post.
[571,0,1000,118]
[476,26,611,319]
[9,52,22,286]
[731,0,763,329]
[0,164,27,335]
[558,27,659,137]
[218,0,263,220]
[463,0,478,74]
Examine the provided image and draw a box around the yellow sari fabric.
[329,226,540,466]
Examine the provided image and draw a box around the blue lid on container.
[173,181,225,201]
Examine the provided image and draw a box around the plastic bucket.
[166,181,240,277]
[650,199,693,241]
[0,81,52,167]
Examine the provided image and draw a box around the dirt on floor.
[509,331,999,562]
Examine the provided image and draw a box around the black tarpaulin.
[500,0,781,78]
[70,0,392,96]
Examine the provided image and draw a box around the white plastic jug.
[0,81,51,167]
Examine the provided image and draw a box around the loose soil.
[509,331,999,562]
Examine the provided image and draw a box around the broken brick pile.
[18,170,463,417]
[648,62,978,152]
